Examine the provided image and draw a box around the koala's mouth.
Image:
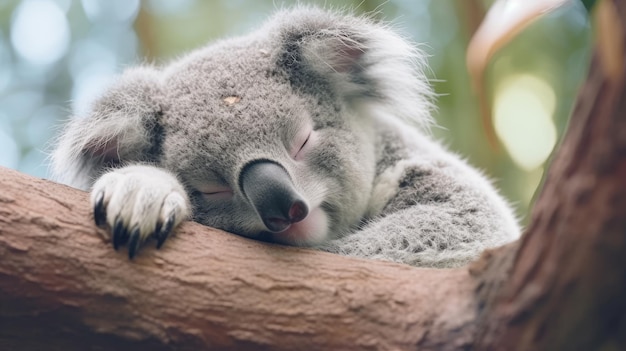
[264,206,329,246]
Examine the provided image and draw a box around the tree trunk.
[1,1,626,350]
[474,0,626,349]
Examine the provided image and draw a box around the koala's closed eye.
[198,185,234,201]
[293,128,315,161]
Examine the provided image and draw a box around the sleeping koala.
[51,7,519,268]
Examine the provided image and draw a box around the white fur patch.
[366,159,414,217]
[91,165,191,241]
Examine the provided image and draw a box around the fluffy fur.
[51,7,519,267]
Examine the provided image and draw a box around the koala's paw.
[90,165,190,259]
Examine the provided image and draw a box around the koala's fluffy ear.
[272,7,434,128]
[51,67,164,189]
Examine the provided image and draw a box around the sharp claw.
[156,212,176,249]
[153,221,163,238]
[128,227,141,259]
[113,217,129,250]
[94,191,106,227]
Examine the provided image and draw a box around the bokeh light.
[494,74,557,171]
[10,0,70,66]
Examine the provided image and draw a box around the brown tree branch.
[0,167,485,351]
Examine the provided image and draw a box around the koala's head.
[54,7,433,246]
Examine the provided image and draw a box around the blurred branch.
[595,0,625,82]
[134,6,158,60]
[466,0,570,149]
[457,0,487,38]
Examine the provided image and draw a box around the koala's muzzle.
[239,161,309,233]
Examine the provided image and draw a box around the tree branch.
[0,167,485,351]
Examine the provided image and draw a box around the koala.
[51,7,520,268]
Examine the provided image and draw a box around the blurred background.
[0,0,592,225]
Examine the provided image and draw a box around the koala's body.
[52,7,519,268]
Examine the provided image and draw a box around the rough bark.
[0,167,480,351]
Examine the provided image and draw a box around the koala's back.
[358,118,519,267]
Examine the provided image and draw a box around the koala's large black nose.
[239,161,309,233]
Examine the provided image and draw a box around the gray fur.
[51,7,519,267]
